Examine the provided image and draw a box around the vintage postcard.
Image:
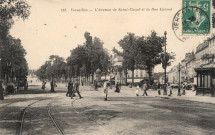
[1,0,215,135]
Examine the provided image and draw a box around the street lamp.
[0,58,4,100]
[163,31,167,95]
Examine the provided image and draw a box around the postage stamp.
[182,0,211,34]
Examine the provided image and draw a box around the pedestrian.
[142,82,148,96]
[94,81,98,91]
[182,83,186,95]
[50,79,55,92]
[136,84,140,96]
[66,80,73,97]
[41,80,46,90]
[0,81,4,100]
[168,83,173,96]
[103,81,108,101]
[81,80,84,86]
[157,83,161,95]
[71,80,83,99]
[115,82,120,93]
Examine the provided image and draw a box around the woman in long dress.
[103,81,108,101]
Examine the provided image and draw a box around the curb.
[155,95,215,104]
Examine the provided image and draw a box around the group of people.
[41,79,57,92]
[50,79,57,92]
[103,81,121,101]
[41,79,83,99]
[135,82,148,96]
[66,79,83,99]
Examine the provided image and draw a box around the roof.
[195,62,215,71]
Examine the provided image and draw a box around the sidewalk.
[105,86,215,104]
[155,89,215,104]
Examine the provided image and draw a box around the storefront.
[194,66,215,97]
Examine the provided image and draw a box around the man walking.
[115,82,120,93]
[71,80,83,99]
[50,79,56,92]
[142,82,148,96]
[66,80,73,97]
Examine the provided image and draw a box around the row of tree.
[36,31,174,86]
[0,0,30,82]
[36,32,110,83]
[113,31,175,85]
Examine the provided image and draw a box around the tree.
[161,52,176,69]
[0,0,30,39]
[36,55,67,81]
[136,32,164,84]
[113,33,138,85]
[1,36,28,82]
[67,45,88,79]
[137,31,175,85]
[0,0,30,81]
[66,32,110,84]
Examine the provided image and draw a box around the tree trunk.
[125,70,128,85]
[91,72,94,84]
[132,69,134,86]
[148,71,152,85]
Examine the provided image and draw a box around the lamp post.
[0,58,4,100]
[163,31,167,95]
[178,63,181,96]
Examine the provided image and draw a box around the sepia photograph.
[1,0,215,134]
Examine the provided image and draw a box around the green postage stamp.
[182,0,211,34]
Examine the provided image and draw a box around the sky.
[10,0,213,72]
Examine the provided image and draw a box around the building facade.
[168,35,215,96]
[111,55,152,84]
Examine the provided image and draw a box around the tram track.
[47,102,65,135]
[15,96,65,135]
[71,98,120,135]
[16,99,44,135]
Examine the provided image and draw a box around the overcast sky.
[10,0,213,72]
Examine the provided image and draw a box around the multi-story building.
[195,40,209,67]
[168,65,179,84]
[168,52,196,84]
[168,35,215,96]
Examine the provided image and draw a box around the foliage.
[113,31,175,85]
[36,55,67,80]
[113,33,138,85]
[0,0,30,81]
[137,31,164,84]
[0,35,28,81]
[0,0,31,38]
[66,32,111,82]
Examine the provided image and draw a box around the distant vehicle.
[16,75,28,90]
[5,82,16,94]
